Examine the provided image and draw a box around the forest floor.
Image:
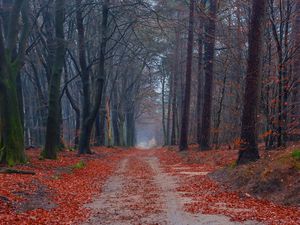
[0,147,299,225]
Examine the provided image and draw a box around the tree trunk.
[76,0,92,151]
[106,97,112,146]
[200,0,217,150]
[166,72,172,145]
[213,70,227,148]
[65,69,80,147]
[43,0,66,159]
[179,0,195,151]
[112,90,120,146]
[0,73,26,165]
[161,73,167,145]
[291,0,300,140]
[0,0,28,165]
[126,110,135,147]
[97,101,107,146]
[171,28,180,146]
[78,0,109,154]
[196,3,204,144]
[237,0,267,165]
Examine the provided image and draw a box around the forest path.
[83,150,261,225]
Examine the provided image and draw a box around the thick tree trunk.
[200,0,217,150]
[0,73,26,165]
[179,0,195,151]
[237,0,267,165]
[0,0,28,165]
[43,0,66,159]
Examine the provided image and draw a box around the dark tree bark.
[43,0,66,159]
[78,0,109,154]
[75,0,91,150]
[97,106,107,146]
[171,28,180,146]
[179,0,195,151]
[0,0,29,165]
[200,0,217,150]
[64,66,80,147]
[161,73,167,145]
[237,0,267,165]
[112,90,120,146]
[126,109,135,147]
[196,2,205,144]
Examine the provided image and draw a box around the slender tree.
[237,0,267,164]
[179,0,195,151]
[200,0,217,150]
[196,0,205,144]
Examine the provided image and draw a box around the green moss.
[0,73,26,166]
[72,161,85,169]
[291,149,300,160]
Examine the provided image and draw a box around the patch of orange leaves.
[156,147,300,225]
[123,155,163,216]
[0,147,127,225]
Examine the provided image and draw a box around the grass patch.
[72,161,85,169]
[291,149,300,160]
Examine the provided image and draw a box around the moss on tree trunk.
[0,69,26,166]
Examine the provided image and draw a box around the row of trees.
[0,0,299,165]
[159,0,300,163]
[0,0,164,165]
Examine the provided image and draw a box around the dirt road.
[83,151,261,225]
